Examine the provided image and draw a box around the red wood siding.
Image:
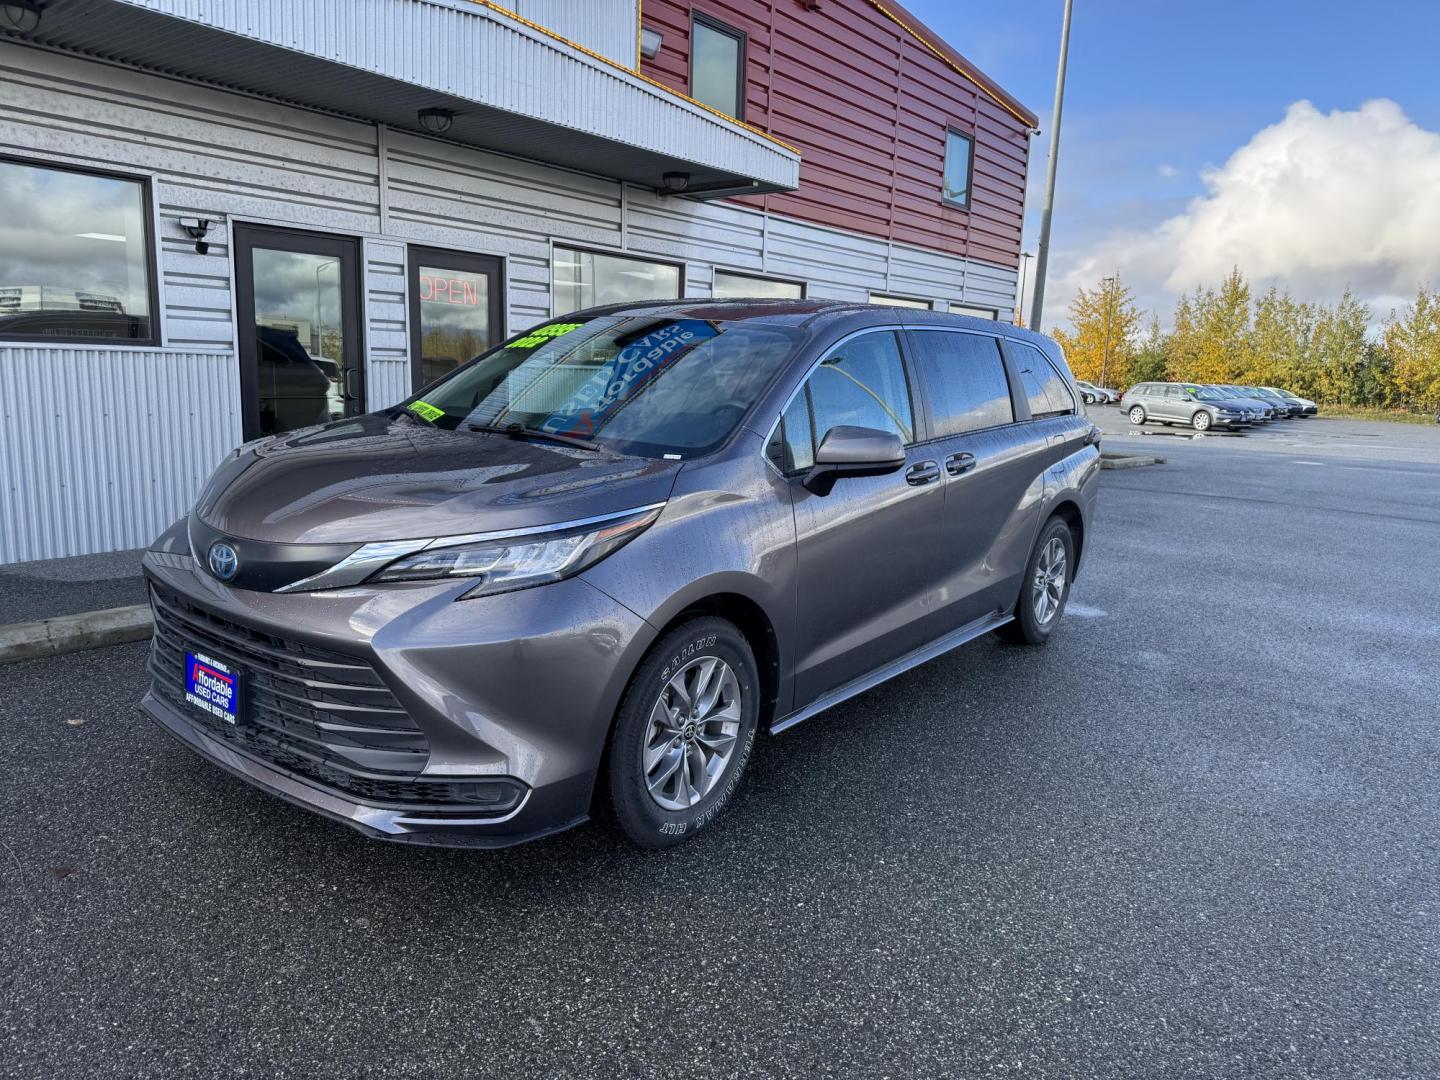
[640,0,1032,271]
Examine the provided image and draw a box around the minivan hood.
[196,414,681,545]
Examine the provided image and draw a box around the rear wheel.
[997,517,1074,646]
[605,617,759,848]
[1128,405,1146,425]
[1082,393,1096,405]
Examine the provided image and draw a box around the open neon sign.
[419,273,484,307]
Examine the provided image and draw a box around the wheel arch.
[651,593,782,733]
[1049,498,1086,570]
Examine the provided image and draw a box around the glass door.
[234,225,364,440]
[408,248,505,392]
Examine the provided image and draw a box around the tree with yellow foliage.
[1385,286,1440,411]
[1052,274,1142,388]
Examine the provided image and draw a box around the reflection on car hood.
[196,414,682,544]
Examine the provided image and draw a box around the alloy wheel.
[642,656,743,811]
[1032,536,1067,625]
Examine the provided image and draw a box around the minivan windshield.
[399,314,801,458]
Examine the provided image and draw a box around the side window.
[912,331,1013,437]
[806,331,915,445]
[1163,385,1181,399]
[1014,343,1075,418]
[769,393,815,474]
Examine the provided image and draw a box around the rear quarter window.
[1012,342,1075,418]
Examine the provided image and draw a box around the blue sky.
[905,1,1440,328]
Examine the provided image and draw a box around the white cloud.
[1157,163,1180,179]
[1050,100,1440,327]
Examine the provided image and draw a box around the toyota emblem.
[207,542,239,582]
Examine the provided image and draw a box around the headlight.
[368,505,662,597]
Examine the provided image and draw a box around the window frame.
[942,128,976,210]
[407,245,507,395]
[762,325,924,477]
[690,11,748,120]
[711,268,807,300]
[0,154,161,347]
[549,242,686,317]
[906,328,1017,443]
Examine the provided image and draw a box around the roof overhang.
[11,0,802,196]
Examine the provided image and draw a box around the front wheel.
[605,617,759,848]
[1128,406,1146,425]
[1191,410,1212,431]
[997,517,1074,646]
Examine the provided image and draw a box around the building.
[0,0,1035,564]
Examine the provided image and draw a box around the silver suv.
[1120,382,1255,431]
[142,301,1098,849]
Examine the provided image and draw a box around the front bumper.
[140,544,655,848]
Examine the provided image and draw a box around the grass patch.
[1316,404,1439,425]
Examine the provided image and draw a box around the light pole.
[1028,0,1074,333]
[1016,251,1035,326]
[1100,274,1116,388]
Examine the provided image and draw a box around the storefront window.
[0,159,154,342]
[713,270,804,300]
[553,247,681,315]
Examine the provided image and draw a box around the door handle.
[905,461,941,486]
[944,451,977,476]
[342,366,361,402]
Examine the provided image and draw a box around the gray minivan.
[142,300,1099,849]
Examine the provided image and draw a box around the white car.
[1074,379,1119,405]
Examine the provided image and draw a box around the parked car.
[1261,386,1319,416]
[1120,381,1254,431]
[140,300,1099,850]
[1211,384,1279,421]
[1074,379,1119,405]
[1242,385,1304,417]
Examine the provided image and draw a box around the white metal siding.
[511,0,639,66]
[363,238,411,411]
[0,347,241,563]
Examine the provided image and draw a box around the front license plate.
[184,651,241,725]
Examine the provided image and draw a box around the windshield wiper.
[467,422,599,451]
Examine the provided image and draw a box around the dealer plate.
[184,650,241,725]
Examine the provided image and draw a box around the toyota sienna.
[142,300,1099,849]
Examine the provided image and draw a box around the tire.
[1082,393,1095,405]
[1191,410,1212,432]
[605,616,759,848]
[1128,405,1146,425]
[997,517,1074,646]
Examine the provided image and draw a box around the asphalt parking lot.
[4,416,1439,1079]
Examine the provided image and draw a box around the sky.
[905,0,1440,332]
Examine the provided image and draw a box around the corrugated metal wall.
[0,348,241,563]
[0,39,1015,564]
[510,0,639,66]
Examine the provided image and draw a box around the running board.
[769,611,1014,735]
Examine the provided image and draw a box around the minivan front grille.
[146,582,442,800]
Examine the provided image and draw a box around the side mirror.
[802,425,906,495]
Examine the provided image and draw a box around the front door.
[234,225,364,440]
[408,247,505,392]
[775,329,945,708]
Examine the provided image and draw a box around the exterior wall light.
[1,1,44,33]
[639,27,663,59]
[417,108,455,134]
[180,217,213,255]
[660,172,690,195]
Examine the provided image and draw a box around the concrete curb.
[1101,453,1166,470]
[0,605,153,665]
